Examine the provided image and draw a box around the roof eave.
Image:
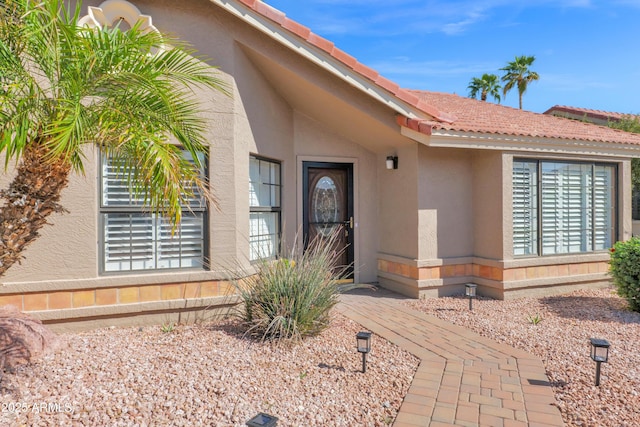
[396,115,434,135]
[400,127,640,158]
[215,0,453,122]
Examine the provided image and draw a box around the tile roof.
[544,105,639,122]
[237,1,640,147]
[403,91,640,146]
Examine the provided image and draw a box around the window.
[100,152,206,273]
[249,156,281,261]
[513,161,538,256]
[513,159,616,256]
[633,188,640,221]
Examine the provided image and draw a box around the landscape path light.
[465,283,477,311]
[356,331,372,373]
[246,412,278,427]
[589,338,611,386]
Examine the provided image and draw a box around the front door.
[302,162,354,280]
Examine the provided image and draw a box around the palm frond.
[2,0,229,226]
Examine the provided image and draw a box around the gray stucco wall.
[417,146,474,260]
[0,151,99,283]
[471,150,504,260]
[377,144,419,260]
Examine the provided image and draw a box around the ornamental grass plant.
[609,237,640,312]
[235,229,367,343]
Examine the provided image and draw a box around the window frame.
[632,188,640,221]
[98,151,208,274]
[512,158,618,257]
[249,154,282,261]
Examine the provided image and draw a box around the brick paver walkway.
[336,288,564,427]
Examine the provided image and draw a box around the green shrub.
[235,229,367,342]
[609,237,640,312]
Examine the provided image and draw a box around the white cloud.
[440,12,486,35]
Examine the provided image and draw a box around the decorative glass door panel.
[303,162,354,280]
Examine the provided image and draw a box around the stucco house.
[3,0,640,330]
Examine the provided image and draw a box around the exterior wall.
[2,1,636,330]
[1,0,245,330]
[379,145,477,297]
[378,150,628,300]
[377,144,419,260]
[0,0,390,329]
[418,147,475,260]
[376,143,422,297]
[472,151,505,260]
[378,256,611,300]
[0,149,99,283]
[0,280,239,332]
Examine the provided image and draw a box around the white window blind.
[101,152,206,273]
[541,162,592,254]
[513,160,616,257]
[593,165,614,250]
[249,156,281,261]
[513,161,538,256]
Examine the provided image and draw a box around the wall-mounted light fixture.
[386,156,398,170]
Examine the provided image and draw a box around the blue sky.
[263,0,640,114]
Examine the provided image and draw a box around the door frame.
[297,156,359,282]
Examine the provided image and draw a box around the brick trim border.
[379,258,611,296]
[0,280,236,313]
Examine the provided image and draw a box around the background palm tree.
[0,0,227,276]
[468,73,502,103]
[500,55,539,110]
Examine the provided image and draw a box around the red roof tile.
[407,91,640,146]
[254,1,286,25]
[544,105,639,122]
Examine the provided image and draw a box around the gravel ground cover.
[0,313,418,427]
[2,287,637,427]
[406,287,640,427]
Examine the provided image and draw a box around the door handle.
[343,217,353,238]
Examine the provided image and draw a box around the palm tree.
[467,73,501,103]
[0,0,227,276]
[500,55,539,110]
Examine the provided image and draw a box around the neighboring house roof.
[399,91,640,146]
[231,1,640,148]
[544,105,639,124]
